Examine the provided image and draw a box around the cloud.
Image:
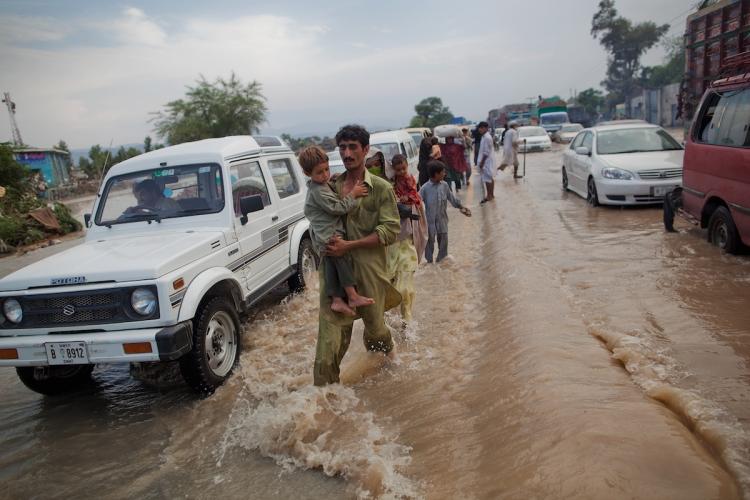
[0,15,71,44]
[111,7,167,46]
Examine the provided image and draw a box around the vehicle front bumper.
[519,143,551,152]
[596,177,681,205]
[0,321,193,367]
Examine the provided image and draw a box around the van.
[369,130,419,177]
[665,52,750,254]
[405,127,431,148]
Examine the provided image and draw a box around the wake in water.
[216,287,421,499]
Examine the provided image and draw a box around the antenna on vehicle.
[98,139,113,184]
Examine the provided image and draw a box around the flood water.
[1,143,749,499]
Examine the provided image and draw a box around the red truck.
[681,0,750,122]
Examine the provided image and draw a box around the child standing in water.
[299,146,374,316]
[418,160,471,263]
[388,154,427,323]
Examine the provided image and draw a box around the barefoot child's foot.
[331,297,356,317]
[348,295,375,308]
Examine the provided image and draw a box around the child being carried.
[299,146,374,317]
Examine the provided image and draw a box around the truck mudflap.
[0,321,194,367]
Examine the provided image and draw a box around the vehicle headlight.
[131,288,157,316]
[601,167,633,180]
[3,299,22,324]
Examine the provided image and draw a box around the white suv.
[0,136,315,395]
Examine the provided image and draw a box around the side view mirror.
[239,194,264,225]
[84,213,91,228]
[575,146,591,156]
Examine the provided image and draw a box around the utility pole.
[2,92,24,146]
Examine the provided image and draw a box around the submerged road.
[1,142,748,499]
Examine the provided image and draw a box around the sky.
[0,0,696,150]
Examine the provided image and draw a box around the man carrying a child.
[313,124,402,386]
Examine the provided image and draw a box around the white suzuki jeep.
[0,136,316,395]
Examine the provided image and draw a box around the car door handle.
[271,216,279,221]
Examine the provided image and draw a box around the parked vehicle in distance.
[666,52,750,254]
[562,123,684,206]
[552,123,584,143]
[369,130,419,177]
[405,127,431,148]
[0,136,315,396]
[518,126,552,152]
[326,150,346,175]
[539,111,570,135]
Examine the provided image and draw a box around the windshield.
[409,133,423,145]
[519,127,548,138]
[371,142,401,162]
[541,113,568,124]
[596,128,683,154]
[96,163,225,226]
[561,124,583,133]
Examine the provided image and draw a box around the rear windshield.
[519,127,548,138]
[597,128,683,155]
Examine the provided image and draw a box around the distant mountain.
[70,143,143,168]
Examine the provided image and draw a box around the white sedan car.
[518,126,552,152]
[561,123,684,206]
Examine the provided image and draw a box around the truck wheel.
[179,296,240,395]
[288,238,317,292]
[16,365,95,396]
[708,206,741,254]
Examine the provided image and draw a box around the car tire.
[708,206,741,254]
[179,296,240,395]
[562,167,569,191]
[288,237,317,293]
[587,177,600,206]
[16,365,95,396]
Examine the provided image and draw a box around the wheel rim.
[714,221,729,249]
[204,310,237,377]
[301,246,316,284]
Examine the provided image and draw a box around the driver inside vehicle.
[126,178,180,214]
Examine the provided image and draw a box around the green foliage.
[0,144,31,192]
[52,202,82,234]
[591,0,669,111]
[576,88,606,116]
[151,72,267,145]
[641,35,685,88]
[0,216,25,246]
[409,97,455,128]
[281,134,337,153]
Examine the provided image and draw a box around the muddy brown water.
[1,144,748,499]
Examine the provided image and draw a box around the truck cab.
[0,136,315,395]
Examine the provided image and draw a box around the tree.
[53,140,69,152]
[151,72,267,145]
[144,136,153,153]
[591,0,669,115]
[78,145,111,180]
[409,97,454,128]
[576,88,606,117]
[0,144,30,193]
[640,35,685,88]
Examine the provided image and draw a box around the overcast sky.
[0,0,695,149]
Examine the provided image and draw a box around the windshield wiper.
[118,212,162,224]
[176,207,214,216]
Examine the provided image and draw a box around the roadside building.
[625,84,684,128]
[13,148,71,187]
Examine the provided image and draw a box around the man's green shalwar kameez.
[313,169,402,386]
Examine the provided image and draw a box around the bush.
[52,202,82,234]
[0,216,25,246]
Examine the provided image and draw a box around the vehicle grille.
[638,168,682,180]
[4,287,159,329]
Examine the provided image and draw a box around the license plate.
[45,342,89,365]
[651,186,674,197]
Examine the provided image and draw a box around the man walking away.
[500,121,521,178]
[477,121,497,203]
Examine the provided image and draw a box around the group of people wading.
[299,124,473,385]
